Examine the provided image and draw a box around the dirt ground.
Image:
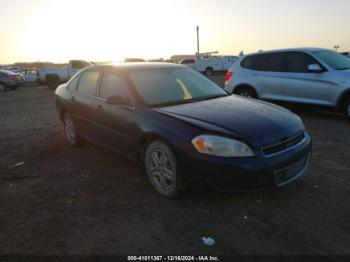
[0,76,349,256]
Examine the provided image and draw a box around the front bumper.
[180,133,312,192]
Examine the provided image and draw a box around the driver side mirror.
[308,64,323,73]
[106,95,131,107]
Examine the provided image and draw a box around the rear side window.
[76,70,99,96]
[241,53,283,72]
[99,72,129,99]
[259,53,283,72]
[285,52,320,73]
[68,75,80,90]
[241,55,259,70]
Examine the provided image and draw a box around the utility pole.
[196,26,200,56]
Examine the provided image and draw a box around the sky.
[0,0,349,64]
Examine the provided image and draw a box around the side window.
[259,53,283,72]
[68,75,80,90]
[76,70,99,96]
[241,55,259,70]
[286,52,320,73]
[99,71,129,100]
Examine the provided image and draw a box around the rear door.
[283,52,332,105]
[92,70,135,155]
[70,70,100,139]
[249,52,284,100]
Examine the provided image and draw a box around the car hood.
[155,95,304,148]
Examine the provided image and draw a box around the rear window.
[241,53,283,72]
[241,55,259,70]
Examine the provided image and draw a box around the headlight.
[191,135,254,157]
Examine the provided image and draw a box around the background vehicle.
[180,53,238,76]
[38,60,91,88]
[225,48,350,119]
[55,63,311,198]
[124,58,146,62]
[179,58,196,69]
[196,53,238,76]
[15,68,39,84]
[0,70,24,91]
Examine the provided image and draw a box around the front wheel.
[63,113,84,147]
[145,141,186,198]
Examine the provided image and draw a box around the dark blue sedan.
[54,63,312,198]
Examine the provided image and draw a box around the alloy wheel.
[148,149,175,192]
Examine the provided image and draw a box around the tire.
[46,74,60,89]
[62,113,84,147]
[145,140,187,198]
[205,67,214,76]
[235,86,257,99]
[0,83,6,92]
[343,97,350,120]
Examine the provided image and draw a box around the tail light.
[225,71,233,81]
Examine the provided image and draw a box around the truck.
[179,52,238,76]
[38,60,92,88]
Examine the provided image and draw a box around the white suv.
[225,48,350,119]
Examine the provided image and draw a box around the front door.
[283,51,332,106]
[92,70,135,155]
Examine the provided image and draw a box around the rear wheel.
[63,113,84,147]
[344,97,350,120]
[205,67,214,76]
[46,74,60,89]
[235,86,257,99]
[0,83,6,92]
[145,140,186,198]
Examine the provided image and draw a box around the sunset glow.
[1,0,350,63]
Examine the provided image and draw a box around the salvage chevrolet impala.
[54,63,312,198]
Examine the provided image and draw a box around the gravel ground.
[0,77,349,255]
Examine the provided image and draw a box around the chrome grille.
[262,131,305,156]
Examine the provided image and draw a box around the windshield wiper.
[337,67,350,70]
[150,94,228,108]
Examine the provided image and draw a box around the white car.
[225,48,350,119]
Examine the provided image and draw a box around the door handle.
[96,104,103,111]
[71,96,76,103]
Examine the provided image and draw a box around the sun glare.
[21,0,198,63]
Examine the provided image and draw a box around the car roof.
[0,69,18,75]
[85,62,185,71]
[246,47,329,56]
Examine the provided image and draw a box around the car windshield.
[313,50,350,70]
[130,67,228,107]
